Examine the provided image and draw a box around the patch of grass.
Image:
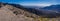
[38,18,50,21]
[33,17,57,21]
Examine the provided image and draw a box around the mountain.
[0,2,41,21]
[24,4,60,18]
[23,6,42,8]
[25,8,60,18]
[38,4,60,17]
[42,4,60,12]
[1,2,60,21]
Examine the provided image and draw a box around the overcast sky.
[0,0,60,6]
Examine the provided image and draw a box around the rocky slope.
[0,2,60,21]
[0,2,40,21]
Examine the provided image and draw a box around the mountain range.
[42,4,60,12]
[1,2,60,21]
[24,4,60,18]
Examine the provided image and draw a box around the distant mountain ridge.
[24,4,60,18]
[42,4,60,12]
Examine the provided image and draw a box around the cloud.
[20,3,52,6]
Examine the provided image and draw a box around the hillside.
[0,2,41,21]
[0,2,60,21]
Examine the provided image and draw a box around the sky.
[0,0,60,6]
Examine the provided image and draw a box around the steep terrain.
[0,2,60,21]
[0,2,40,21]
